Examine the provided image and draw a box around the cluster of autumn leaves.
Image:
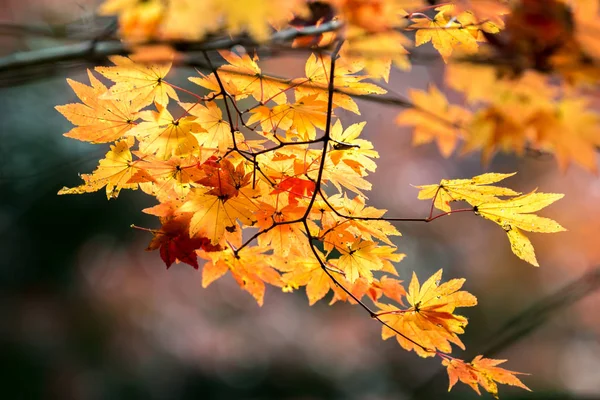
[53,0,600,397]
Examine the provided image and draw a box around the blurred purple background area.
[1,1,600,399]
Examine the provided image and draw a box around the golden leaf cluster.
[51,0,600,397]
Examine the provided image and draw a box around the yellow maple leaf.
[128,104,204,160]
[329,120,379,174]
[294,53,387,114]
[281,247,340,305]
[415,172,520,213]
[410,6,479,61]
[321,156,372,195]
[180,186,257,245]
[95,56,178,108]
[342,28,411,82]
[216,51,289,105]
[273,95,329,140]
[396,84,472,157]
[248,94,329,140]
[55,70,142,143]
[58,138,139,199]
[331,239,384,283]
[189,69,245,100]
[180,101,233,153]
[135,154,208,201]
[377,269,477,357]
[254,200,308,257]
[475,191,566,266]
[319,194,401,248]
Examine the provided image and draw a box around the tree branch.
[0,20,342,79]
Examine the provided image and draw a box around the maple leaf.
[396,85,472,157]
[179,175,257,245]
[329,120,379,174]
[281,247,341,305]
[254,197,308,257]
[135,154,208,201]
[216,51,289,104]
[198,158,252,199]
[272,95,329,140]
[321,156,372,195]
[436,4,505,38]
[146,213,221,269]
[181,101,233,153]
[56,70,142,143]
[330,239,390,283]
[189,69,244,100]
[342,29,411,82]
[474,191,566,266]
[199,246,284,306]
[370,275,406,303]
[410,7,479,61]
[416,172,521,213]
[128,103,204,160]
[377,269,477,357]
[319,194,401,247]
[271,177,316,205]
[58,138,140,199]
[443,355,530,399]
[259,149,311,185]
[247,95,329,140]
[96,56,178,108]
[294,53,387,114]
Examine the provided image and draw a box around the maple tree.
[49,0,600,397]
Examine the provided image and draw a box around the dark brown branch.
[0,20,342,76]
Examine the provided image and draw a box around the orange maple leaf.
[377,269,477,357]
[443,355,530,399]
[200,246,284,306]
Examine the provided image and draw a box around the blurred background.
[1,1,599,399]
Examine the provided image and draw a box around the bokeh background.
[1,1,599,399]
